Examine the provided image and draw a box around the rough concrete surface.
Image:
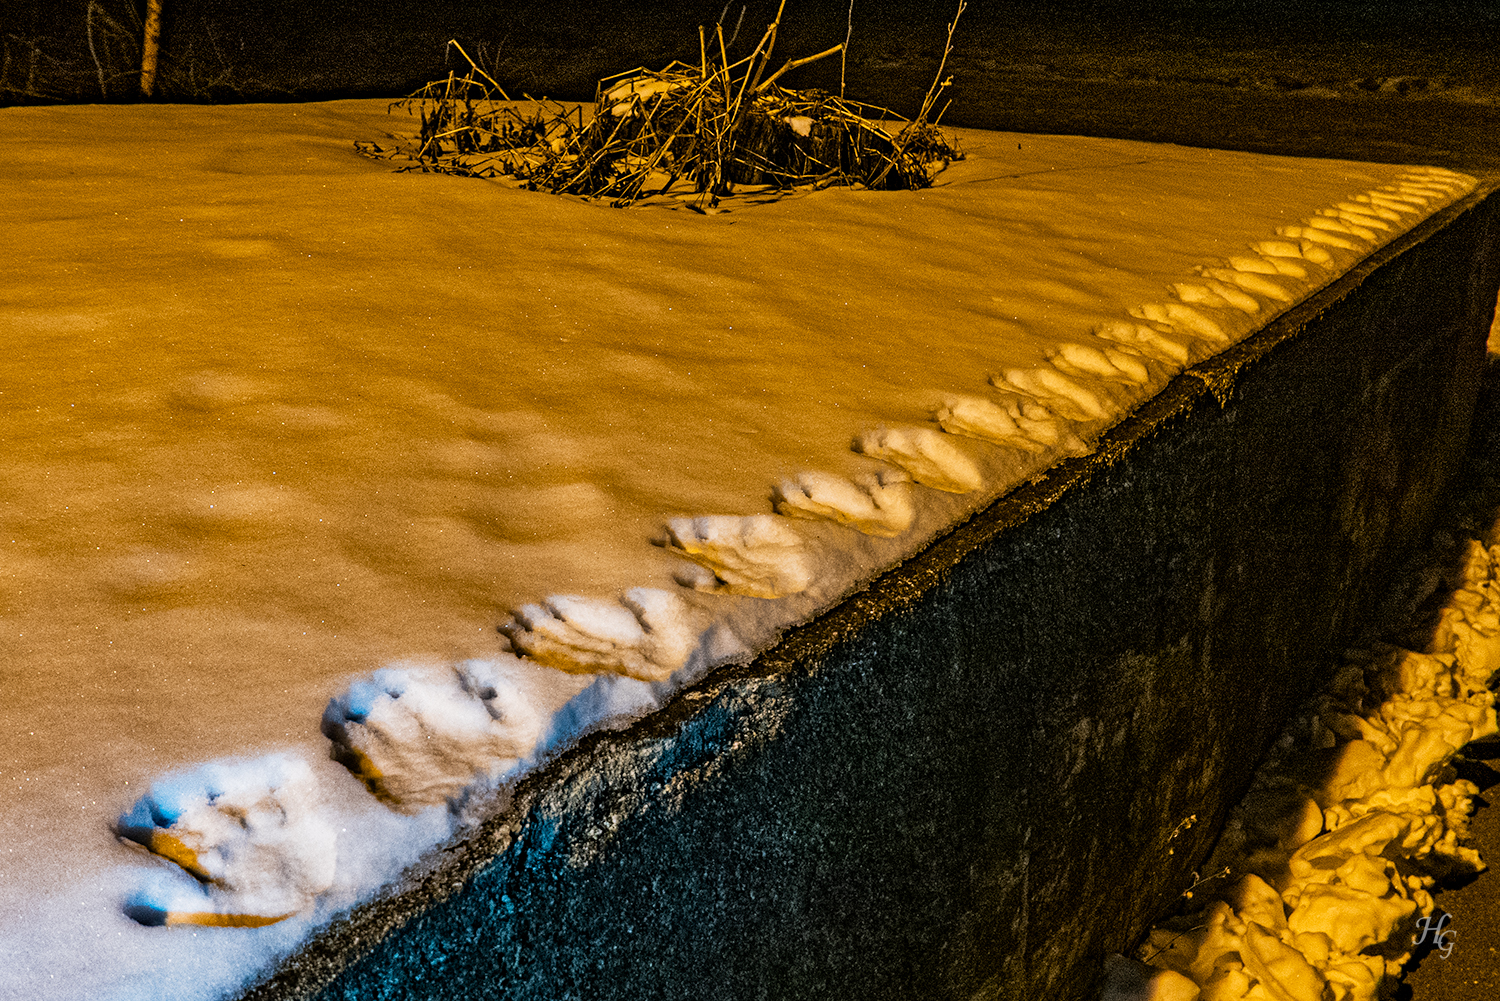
[235,167,1500,1001]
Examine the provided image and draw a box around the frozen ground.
[0,96,1478,998]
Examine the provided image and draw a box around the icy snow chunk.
[501,588,707,681]
[664,515,814,598]
[1288,812,1411,882]
[115,753,335,925]
[992,366,1113,421]
[1321,697,1494,805]
[1241,919,1327,1001]
[773,469,914,537]
[321,661,542,811]
[1287,881,1416,958]
[1453,618,1500,684]
[852,426,984,493]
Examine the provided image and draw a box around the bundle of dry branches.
[357,2,965,210]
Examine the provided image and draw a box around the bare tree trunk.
[140,0,163,97]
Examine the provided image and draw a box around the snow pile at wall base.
[1112,526,1500,1001]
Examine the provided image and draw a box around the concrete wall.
[243,181,1500,1001]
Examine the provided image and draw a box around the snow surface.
[0,97,1478,999]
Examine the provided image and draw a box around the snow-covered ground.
[0,97,1477,999]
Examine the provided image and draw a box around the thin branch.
[841,0,854,99]
[753,44,845,94]
[913,0,966,126]
[726,6,746,50]
[744,0,788,96]
[140,0,162,97]
[446,40,511,100]
[86,2,106,98]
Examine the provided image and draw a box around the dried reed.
[361,2,965,210]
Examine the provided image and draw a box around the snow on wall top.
[0,98,1475,999]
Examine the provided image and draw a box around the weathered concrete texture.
[241,181,1500,1001]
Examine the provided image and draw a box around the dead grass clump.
[360,2,966,210]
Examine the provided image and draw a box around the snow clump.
[933,393,1088,455]
[501,587,708,680]
[852,426,983,493]
[1124,528,1500,1001]
[663,514,815,597]
[772,469,915,537]
[321,659,543,811]
[116,753,336,926]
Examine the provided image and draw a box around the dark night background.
[3,2,1499,167]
